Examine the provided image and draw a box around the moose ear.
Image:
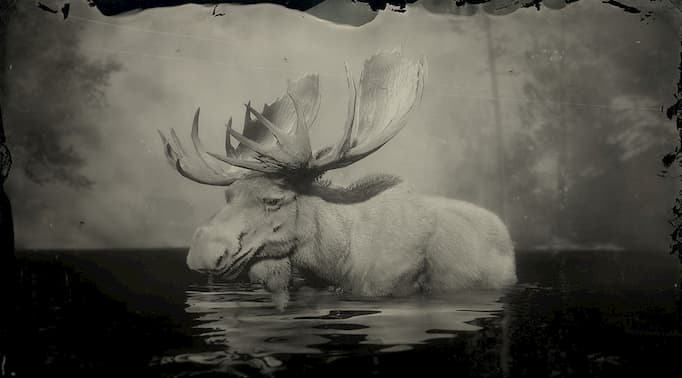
[310,174,402,204]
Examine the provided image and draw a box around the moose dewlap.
[159,51,517,310]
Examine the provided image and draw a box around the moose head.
[159,51,425,279]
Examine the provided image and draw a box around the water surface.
[2,249,681,377]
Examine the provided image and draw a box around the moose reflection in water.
[153,279,511,376]
[158,51,517,310]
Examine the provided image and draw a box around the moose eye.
[263,198,281,207]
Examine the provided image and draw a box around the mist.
[2,1,679,251]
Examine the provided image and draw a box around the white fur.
[290,185,517,296]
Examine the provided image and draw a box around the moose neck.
[291,193,356,285]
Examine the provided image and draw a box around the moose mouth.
[214,239,297,280]
[217,245,265,279]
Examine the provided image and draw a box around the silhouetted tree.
[2,2,121,189]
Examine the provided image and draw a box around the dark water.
[1,249,681,377]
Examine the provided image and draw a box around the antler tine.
[224,117,235,157]
[229,108,308,167]
[157,108,269,186]
[287,91,308,132]
[346,60,425,159]
[245,103,289,144]
[169,128,187,157]
[311,63,357,169]
[161,101,313,186]
[244,100,252,124]
[242,97,312,167]
[158,129,180,167]
[190,108,228,175]
[338,63,358,157]
[227,127,278,159]
[207,151,282,173]
[190,107,286,175]
[191,106,297,174]
[310,53,425,173]
[174,160,241,186]
[285,92,314,164]
[158,127,241,186]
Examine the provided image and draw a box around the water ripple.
[156,281,510,374]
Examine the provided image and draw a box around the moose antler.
[311,51,425,172]
[158,75,320,184]
[159,51,425,186]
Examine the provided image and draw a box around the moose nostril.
[273,224,281,232]
[216,253,226,268]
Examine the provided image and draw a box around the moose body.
[160,51,517,309]
[187,175,516,309]
[292,186,515,296]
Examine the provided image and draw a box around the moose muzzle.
[186,225,239,274]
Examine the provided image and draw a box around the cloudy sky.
[3,1,680,250]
